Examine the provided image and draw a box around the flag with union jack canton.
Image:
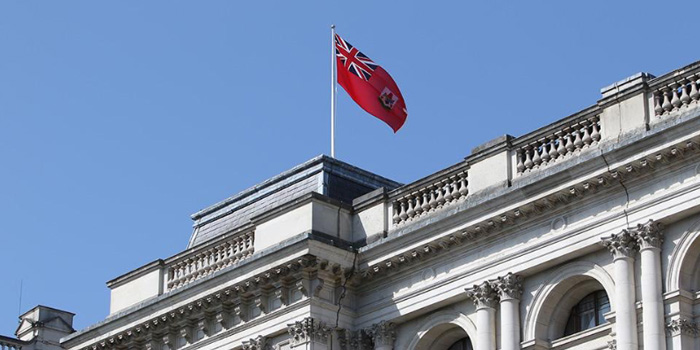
[334,33,407,132]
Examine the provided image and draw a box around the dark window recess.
[447,337,473,350]
[564,290,610,336]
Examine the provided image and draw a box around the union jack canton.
[335,34,379,81]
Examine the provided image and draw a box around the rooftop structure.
[7,59,700,350]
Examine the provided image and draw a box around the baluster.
[581,121,592,146]
[516,150,525,173]
[450,178,460,200]
[443,180,454,202]
[690,74,700,102]
[548,136,558,161]
[421,191,430,213]
[591,118,601,142]
[573,126,583,150]
[415,193,425,215]
[523,146,534,170]
[392,202,400,224]
[428,186,438,209]
[540,139,551,163]
[681,79,691,105]
[532,143,542,166]
[662,88,673,112]
[436,183,445,207]
[406,195,415,219]
[653,92,664,116]
[564,129,575,154]
[458,174,468,197]
[555,131,567,156]
[671,83,682,109]
[398,200,408,222]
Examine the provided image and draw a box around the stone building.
[8,60,700,350]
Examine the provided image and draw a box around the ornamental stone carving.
[601,228,638,259]
[287,317,331,346]
[242,336,270,350]
[666,319,699,336]
[368,321,396,348]
[337,329,372,350]
[607,339,617,350]
[465,281,499,309]
[494,273,523,301]
[634,219,664,250]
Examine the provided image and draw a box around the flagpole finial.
[331,24,335,29]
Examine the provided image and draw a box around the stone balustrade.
[0,337,24,350]
[652,69,700,116]
[392,171,468,225]
[515,115,601,174]
[166,230,254,290]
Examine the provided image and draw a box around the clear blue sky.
[1,0,699,336]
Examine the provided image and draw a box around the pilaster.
[369,321,396,350]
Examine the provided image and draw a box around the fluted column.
[602,229,639,350]
[466,281,498,350]
[369,321,396,350]
[495,273,523,350]
[635,220,666,350]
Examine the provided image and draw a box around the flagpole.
[330,24,337,158]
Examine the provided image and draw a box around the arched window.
[447,337,473,350]
[563,290,610,335]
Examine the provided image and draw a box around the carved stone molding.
[242,335,270,350]
[337,329,373,350]
[602,229,638,259]
[635,219,664,250]
[363,136,700,282]
[607,339,617,350]
[79,255,321,350]
[368,321,396,348]
[666,319,699,336]
[465,281,499,309]
[494,273,523,301]
[287,318,331,347]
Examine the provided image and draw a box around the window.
[563,290,610,336]
[447,337,473,350]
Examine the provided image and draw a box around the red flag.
[335,33,407,132]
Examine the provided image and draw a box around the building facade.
[8,60,700,350]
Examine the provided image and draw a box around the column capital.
[368,321,396,348]
[634,219,664,250]
[287,317,331,347]
[495,273,523,301]
[601,228,638,259]
[665,319,699,337]
[337,329,372,350]
[242,335,270,350]
[465,281,499,309]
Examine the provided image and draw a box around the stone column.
[466,281,498,350]
[602,229,639,350]
[495,273,523,350]
[369,321,396,350]
[635,220,666,350]
[287,318,332,350]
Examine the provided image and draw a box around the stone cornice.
[73,254,350,350]
[359,135,700,281]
